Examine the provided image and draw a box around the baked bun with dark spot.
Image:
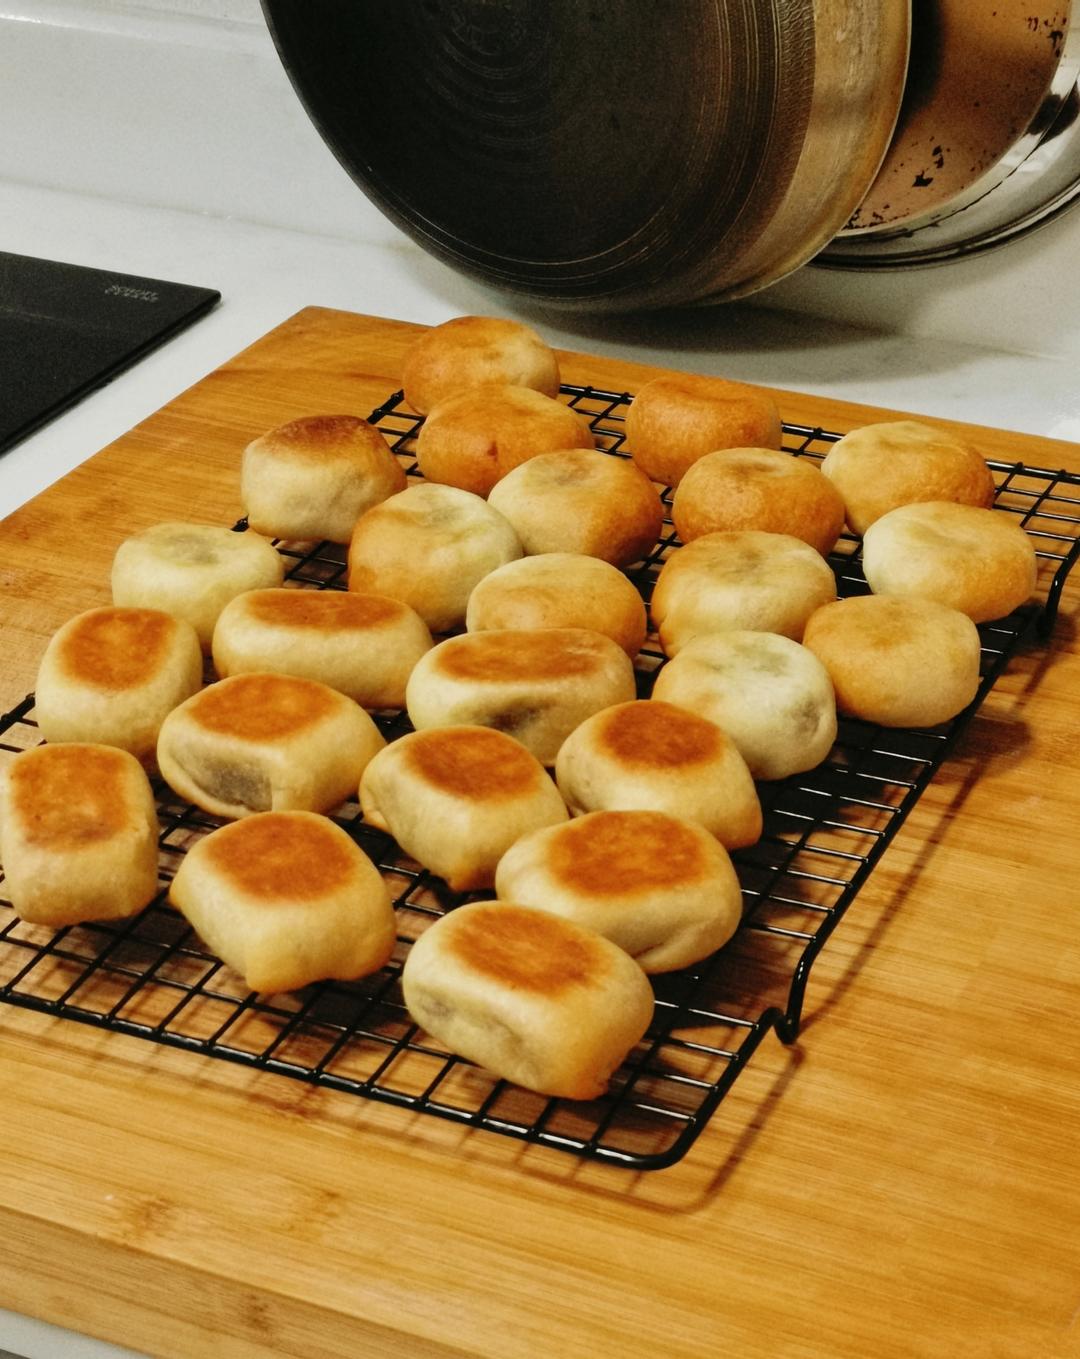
[553,699,761,849]
[494,810,743,973]
[400,900,654,1100]
[415,384,595,497]
[651,630,837,780]
[348,482,522,633]
[241,414,407,544]
[212,587,432,709]
[0,743,159,926]
[486,447,664,567]
[169,811,395,993]
[34,606,203,766]
[359,725,568,892]
[405,628,637,765]
[156,672,385,818]
[402,315,560,415]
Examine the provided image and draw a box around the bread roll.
[405,628,637,765]
[169,811,395,993]
[415,384,595,497]
[241,414,407,544]
[554,699,762,849]
[861,500,1037,623]
[651,531,838,656]
[402,315,560,415]
[212,587,432,709]
[820,420,996,535]
[156,672,385,818]
[0,743,159,926]
[802,595,982,728]
[465,553,647,657]
[359,726,568,891]
[348,482,522,633]
[487,447,664,567]
[494,810,743,973]
[671,447,846,555]
[34,606,203,766]
[625,372,782,487]
[401,901,654,1100]
[652,630,837,780]
[112,522,285,650]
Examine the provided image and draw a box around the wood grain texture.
[2,307,1080,1359]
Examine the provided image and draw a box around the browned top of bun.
[56,607,179,689]
[595,700,723,768]
[436,630,613,683]
[549,810,708,894]
[249,414,392,463]
[404,727,544,798]
[202,812,357,901]
[243,589,406,630]
[8,745,136,845]
[186,674,339,740]
[443,903,610,994]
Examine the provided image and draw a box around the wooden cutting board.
[2,307,1080,1359]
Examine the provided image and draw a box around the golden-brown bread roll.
[111,522,285,650]
[405,628,637,765]
[347,482,522,633]
[625,372,782,488]
[415,384,595,497]
[671,447,846,555]
[465,553,647,657]
[402,315,560,415]
[486,447,664,567]
[169,811,396,993]
[554,699,762,849]
[34,606,203,766]
[359,725,568,892]
[240,414,407,544]
[820,420,996,535]
[861,501,1037,623]
[494,810,743,973]
[651,530,838,656]
[651,630,837,781]
[802,595,982,728]
[211,587,432,709]
[0,743,159,926]
[400,900,655,1100]
[156,672,385,818]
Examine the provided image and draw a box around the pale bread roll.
[554,699,762,849]
[820,420,996,535]
[494,810,743,973]
[861,500,1037,623]
[487,447,664,567]
[169,811,395,993]
[347,482,522,633]
[651,531,838,656]
[672,447,846,555]
[402,315,560,415]
[241,414,407,544]
[625,372,782,487]
[401,901,654,1100]
[156,672,385,818]
[415,384,595,497]
[465,553,647,657]
[0,743,159,926]
[111,522,285,650]
[211,587,433,709]
[802,595,982,728]
[652,630,838,781]
[405,628,637,766]
[359,726,568,891]
[34,606,203,766]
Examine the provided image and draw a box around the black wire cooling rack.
[2,385,1080,1170]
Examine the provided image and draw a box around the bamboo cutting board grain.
[2,308,1080,1359]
